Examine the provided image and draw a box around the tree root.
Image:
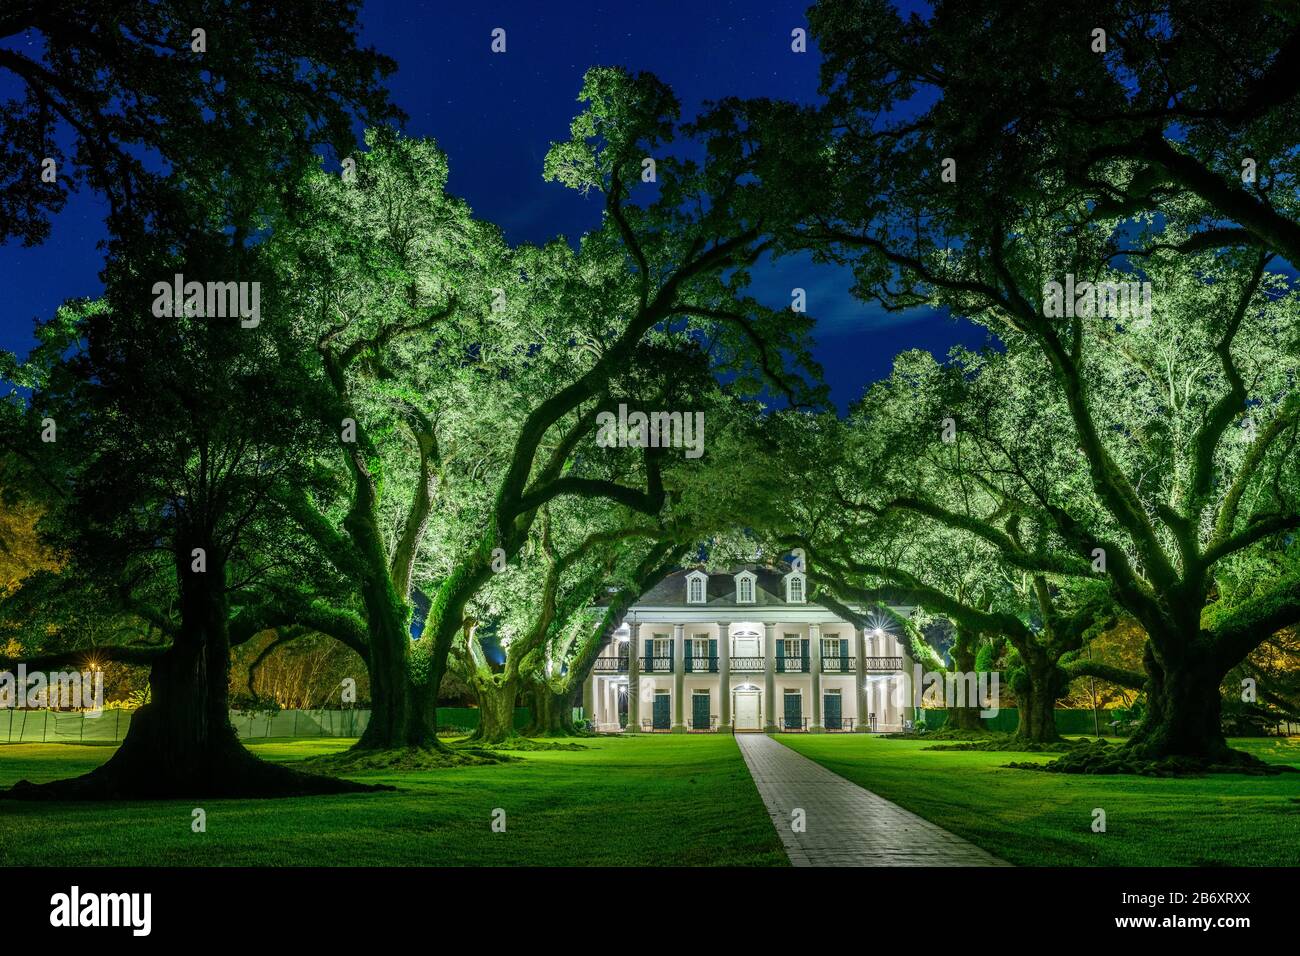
[925,731,1085,753]
[304,745,517,772]
[0,743,387,801]
[460,734,587,752]
[1007,738,1295,776]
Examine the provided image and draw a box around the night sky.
[0,0,988,411]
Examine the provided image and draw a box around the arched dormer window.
[735,570,757,605]
[685,570,709,605]
[784,571,806,604]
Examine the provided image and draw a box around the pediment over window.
[685,570,709,605]
[782,570,806,604]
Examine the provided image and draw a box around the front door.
[692,691,711,730]
[652,692,671,730]
[824,691,842,730]
[783,691,803,730]
[734,690,760,731]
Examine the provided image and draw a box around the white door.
[734,690,760,731]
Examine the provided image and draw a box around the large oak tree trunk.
[525,680,581,736]
[1012,653,1063,743]
[1128,641,1233,762]
[4,546,373,800]
[946,628,985,731]
[467,675,519,745]
[352,579,435,750]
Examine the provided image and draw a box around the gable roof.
[633,564,802,608]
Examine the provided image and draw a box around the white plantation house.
[583,566,913,734]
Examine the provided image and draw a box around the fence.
[0,706,531,744]
[917,708,1139,734]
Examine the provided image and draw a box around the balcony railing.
[592,657,629,673]
[685,657,718,674]
[688,714,719,732]
[864,656,903,671]
[641,656,674,673]
[779,716,810,732]
[823,716,856,732]
[729,656,765,672]
[776,659,809,673]
[819,656,856,674]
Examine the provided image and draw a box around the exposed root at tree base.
[925,731,1083,753]
[461,735,587,752]
[890,728,998,742]
[524,728,597,740]
[0,748,386,801]
[305,745,517,772]
[1007,739,1295,776]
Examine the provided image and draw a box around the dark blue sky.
[0,0,986,411]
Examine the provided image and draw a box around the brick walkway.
[735,733,1010,867]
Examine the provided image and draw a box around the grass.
[6,732,1296,867]
[0,735,786,867]
[776,733,1300,866]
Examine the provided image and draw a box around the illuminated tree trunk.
[1012,648,1064,744]
[946,627,985,731]
[467,674,520,745]
[525,679,581,736]
[1128,641,1232,762]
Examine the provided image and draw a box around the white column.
[899,621,916,729]
[763,623,777,732]
[854,626,869,732]
[718,623,731,732]
[809,623,823,732]
[626,615,640,732]
[672,623,686,732]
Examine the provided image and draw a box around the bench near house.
[583,566,912,734]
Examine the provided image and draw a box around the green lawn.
[776,734,1300,866]
[0,735,786,866]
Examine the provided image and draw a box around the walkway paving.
[735,733,1010,867]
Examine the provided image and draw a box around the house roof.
[632,564,802,608]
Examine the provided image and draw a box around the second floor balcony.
[640,656,674,673]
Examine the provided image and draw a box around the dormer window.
[685,570,709,605]
[735,570,757,605]
[784,571,806,604]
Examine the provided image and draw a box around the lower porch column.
[626,615,640,732]
[718,623,731,732]
[763,623,778,732]
[854,626,869,731]
[900,624,916,729]
[809,623,824,732]
[672,623,686,732]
